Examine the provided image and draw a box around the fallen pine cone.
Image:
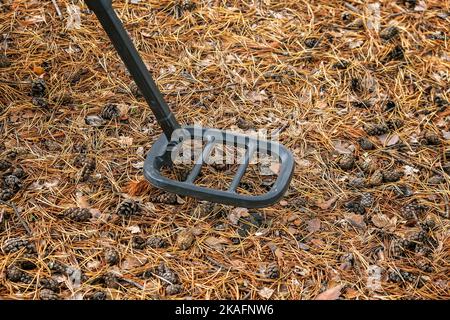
[6,264,33,283]
[61,208,92,222]
[166,284,183,295]
[39,289,59,300]
[104,248,120,265]
[382,169,403,183]
[39,277,60,291]
[100,103,120,120]
[147,236,168,249]
[176,229,195,250]
[150,192,178,204]
[2,238,36,254]
[117,199,140,217]
[338,154,355,170]
[31,78,46,97]
[265,263,280,279]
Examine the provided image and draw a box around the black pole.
[85,0,180,139]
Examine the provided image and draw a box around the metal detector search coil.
[85,0,294,208]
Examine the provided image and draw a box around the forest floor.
[0,0,449,300]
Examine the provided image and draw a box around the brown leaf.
[345,213,366,229]
[176,229,195,250]
[123,179,152,196]
[269,162,281,174]
[287,226,298,234]
[442,130,450,140]
[378,134,399,146]
[315,285,343,300]
[306,218,321,233]
[274,248,284,266]
[33,66,45,76]
[279,200,289,206]
[75,192,90,208]
[230,259,246,269]
[333,141,354,154]
[121,256,145,270]
[317,196,337,210]
[228,207,249,225]
[86,260,101,271]
[344,288,360,299]
[117,136,133,148]
[372,214,397,232]
[204,236,230,249]
[246,90,268,103]
[258,287,275,299]
[309,238,324,247]
[127,225,141,234]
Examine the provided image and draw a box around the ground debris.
[0,0,448,301]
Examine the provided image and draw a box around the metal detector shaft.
[85,0,180,139]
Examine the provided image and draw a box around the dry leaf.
[204,236,230,249]
[306,218,321,233]
[344,288,360,299]
[317,196,337,210]
[333,140,354,154]
[132,161,144,169]
[85,115,106,127]
[66,4,81,30]
[274,248,284,266]
[123,179,152,196]
[24,15,46,25]
[414,0,427,11]
[378,134,399,146]
[442,130,450,140]
[75,192,90,208]
[228,207,249,225]
[372,214,397,232]
[279,200,289,206]
[366,2,380,32]
[176,195,185,204]
[118,136,133,147]
[89,208,102,219]
[348,39,363,49]
[345,213,366,229]
[121,256,145,270]
[86,260,101,271]
[117,104,130,120]
[246,90,268,103]
[230,259,246,269]
[403,165,419,176]
[176,229,195,250]
[29,179,59,190]
[258,287,275,299]
[33,65,45,76]
[315,285,343,300]
[296,159,312,168]
[127,225,140,234]
[309,238,324,247]
[269,162,281,175]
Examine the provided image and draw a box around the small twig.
[51,0,63,19]
[204,255,229,271]
[441,194,449,219]
[344,2,362,14]
[0,200,32,236]
[119,277,145,290]
[147,271,174,285]
[0,79,31,85]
